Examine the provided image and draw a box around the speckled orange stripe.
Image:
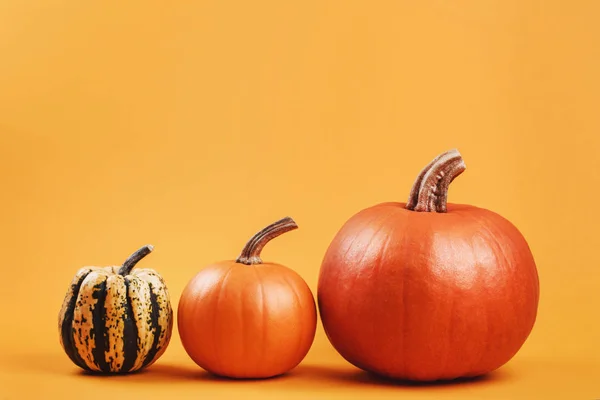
[135,269,173,366]
[58,267,91,348]
[72,271,108,371]
[103,274,127,371]
[126,275,155,371]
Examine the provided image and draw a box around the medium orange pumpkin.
[318,149,539,381]
[178,217,317,379]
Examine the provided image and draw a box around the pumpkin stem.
[236,217,298,265]
[118,245,154,276]
[406,149,466,213]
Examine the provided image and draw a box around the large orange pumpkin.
[318,149,539,381]
[178,217,317,379]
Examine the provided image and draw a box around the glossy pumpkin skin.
[59,264,173,373]
[318,202,539,381]
[178,261,317,379]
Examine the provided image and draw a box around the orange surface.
[1,1,599,399]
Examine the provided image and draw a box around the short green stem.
[118,245,154,275]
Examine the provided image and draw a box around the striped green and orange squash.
[58,245,173,373]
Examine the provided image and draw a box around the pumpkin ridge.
[252,266,266,376]
[398,208,412,376]
[472,210,524,369]
[59,269,92,371]
[103,275,127,372]
[129,276,155,371]
[349,211,393,295]
[141,282,162,368]
[370,211,396,366]
[120,277,139,372]
[340,209,390,261]
[239,275,247,372]
[281,272,303,367]
[150,274,173,362]
[212,265,235,373]
[339,211,395,373]
[465,209,531,375]
[438,279,456,379]
[350,210,398,374]
[91,280,110,372]
[72,272,108,371]
[461,211,500,374]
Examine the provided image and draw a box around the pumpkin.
[58,245,173,373]
[318,149,540,381]
[178,217,317,379]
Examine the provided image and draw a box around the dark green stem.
[118,245,154,275]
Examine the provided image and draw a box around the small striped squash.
[58,245,173,373]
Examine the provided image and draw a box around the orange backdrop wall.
[1,1,599,399]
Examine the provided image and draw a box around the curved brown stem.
[406,152,447,210]
[118,245,154,276]
[236,217,298,265]
[406,149,466,213]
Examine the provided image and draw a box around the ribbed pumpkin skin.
[318,202,540,381]
[178,261,317,379]
[58,266,173,373]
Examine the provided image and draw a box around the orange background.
[1,1,599,399]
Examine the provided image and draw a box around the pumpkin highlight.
[178,217,317,379]
[318,149,540,381]
[58,245,173,373]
